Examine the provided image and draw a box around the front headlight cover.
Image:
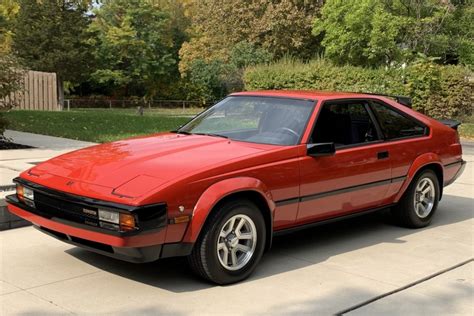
[98,209,120,224]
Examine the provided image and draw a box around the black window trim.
[307,97,430,151]
[368,99,430,142]
[308,98,384,150]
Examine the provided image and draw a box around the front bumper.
[7,195,193,263]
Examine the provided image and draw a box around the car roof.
[230,90,385,101]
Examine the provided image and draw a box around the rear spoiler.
[438,119,461,130]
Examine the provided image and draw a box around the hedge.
[243,58,473,119]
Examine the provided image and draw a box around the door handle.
[377,151,389,159]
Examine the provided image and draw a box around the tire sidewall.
[406,170,440,226]
[203,200,266,284]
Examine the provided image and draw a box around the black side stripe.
[274,197,299,207]
[275,176,407,207]
[444,160,463,168]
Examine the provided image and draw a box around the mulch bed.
[0,140,33,150]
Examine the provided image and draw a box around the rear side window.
[312,101,379,147]
[370,102,427,140]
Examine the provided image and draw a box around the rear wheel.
[391,169,440,228]
[187,199,266,284]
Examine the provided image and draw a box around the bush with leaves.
[183,42,273,102]
[244,58,472,118]
[313,0,474,67]
[0,55,23,137]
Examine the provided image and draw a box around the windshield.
[178,96,315,145]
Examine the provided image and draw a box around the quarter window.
[311,101,379,147]
[370,102,426,140]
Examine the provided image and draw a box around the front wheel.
[187,199,266,284]
[391,169,440,228]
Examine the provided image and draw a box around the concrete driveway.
[0,153,472,315]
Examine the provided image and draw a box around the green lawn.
[5,109,474,143]
[457,115,474,140]
[73,107,204,116]
[5,109,194,143]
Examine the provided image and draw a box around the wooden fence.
[4,70,60,111]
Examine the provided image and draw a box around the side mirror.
[306,143,336,157]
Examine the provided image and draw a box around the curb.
[0,194,31,231]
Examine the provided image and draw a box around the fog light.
[119,213,136,231]
[98,209,119,224]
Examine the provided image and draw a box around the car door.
[368,100,430,200]
[296,99,393,224]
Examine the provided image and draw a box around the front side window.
[370,102,427,140]
[178,96,315,145]
[311,101,379,147]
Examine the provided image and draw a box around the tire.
[187,199,266,285]
[391,169,440,228]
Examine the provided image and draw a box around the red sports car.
[7,91,465,284]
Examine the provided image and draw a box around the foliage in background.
[313,0,474,67]
[2,0,473,106]
[12,0,93,104]
[182,41,274,103]
[88,0,188,100]
[179,0,323,74]
[0,55,23,135]
[244,57,473,119]
[0,0,19,54]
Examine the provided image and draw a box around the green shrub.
[0,55,24,137]
[244,58,472,119]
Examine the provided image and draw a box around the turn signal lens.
[120,213,136,231]
[16,184,25,202]
[16,184,35,207]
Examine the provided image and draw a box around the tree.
[0,0,19,54]
[182,41,273,102]
[313,0,404,67]
[12,0,92,106]
[313,0,474,67]
[179,0,323,74]
[0,55,23,136]
[89,0,182,100]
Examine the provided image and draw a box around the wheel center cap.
[227,234,239,248]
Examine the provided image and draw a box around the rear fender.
[182,177,275,243]
[394,153,443,202]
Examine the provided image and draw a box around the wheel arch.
[395,153,444,202]
[182,177,275,252]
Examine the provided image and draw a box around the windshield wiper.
[193,132,229,139]
[170,130,193,135]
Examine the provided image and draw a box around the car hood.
[28,133,274,192]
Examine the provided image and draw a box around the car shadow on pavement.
[66,194,473,293]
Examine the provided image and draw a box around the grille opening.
[70,236,114,253]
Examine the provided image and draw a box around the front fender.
[181,177,275,243]
[394,152,443,202]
